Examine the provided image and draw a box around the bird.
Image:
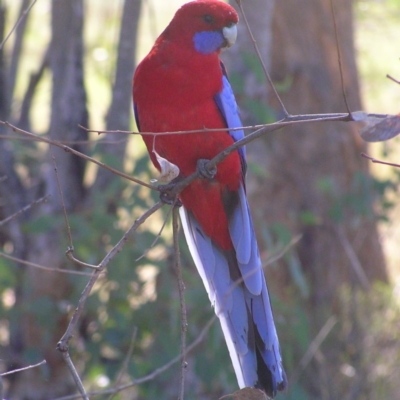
[132,0,287,397]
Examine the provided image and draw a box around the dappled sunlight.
[0,0,399,399]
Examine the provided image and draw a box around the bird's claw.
[197,159,217,180]
[158,181,182,207]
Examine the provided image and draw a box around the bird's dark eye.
[203,14,214,24]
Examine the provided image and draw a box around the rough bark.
[93,0,142,193]
[3,0,144,397]
[8,0,30,102]
[6,0,88,398]
[225,0,388,398]
[267,0,387,295]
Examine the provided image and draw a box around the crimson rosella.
[133,0,286,396]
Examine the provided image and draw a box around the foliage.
[0,1,400,399]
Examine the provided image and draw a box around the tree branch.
[172,206,187,400]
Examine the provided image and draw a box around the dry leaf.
[353,111,400,142]
[150,150,180,183]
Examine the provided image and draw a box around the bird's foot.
[158,178,182,207]
[197,159,217,180]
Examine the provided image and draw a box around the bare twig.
[160,113,352,203]
[0,195,49,226]
[387,74,400,85]
[51,149,74,251]
[51,149,101,271]
[0,250,92,276]
[0,133,128,146]
[80,111,361,137]
[57,201,164,397]
[53,315,218,400]
[135,203,175,262]
[65,249,101,270]
[262,234,302,268]
[51,149,99,271]
[361,152,400,168]
[107,327,138,400]
[1,112,358,207]
[235,0,289,117]
[0,121,156,190]
[61,351,89,400]
[53,224,299,400]
[173,206,187,400]
[57,201,164,352]
[329,0,352,114]
[0,0,37,50]
[0,359,46,376]
[290,315,338,384]
[335,225,370,290]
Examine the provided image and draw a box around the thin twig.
[0,121,156,190]
[290,315,338,384]
[329,0,352,114]
[107,327,138,400]
[361,152,400,168]
[262,234,302,268]
[57,201,164,352]
[1,112,356,206]
[335,225,370,290]
[173,206,187,400]
[0,195,49,226]
[80,111,361,137]
[235,0,289,117]
[53,223,299,400]
[65,249,101,270]
[61,351,89,400]
[0,359,46,376]
[0,0,37,50]
[53,315,217,400]
[0,133,128,146]
[51,150,99,271]
[51,149,74,251]
[0,250,92,276]
[135,203,175,262]
[57,201,164,397]
[387,74,400,85]
[162,113,352,203]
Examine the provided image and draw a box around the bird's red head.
[161,0,239,54]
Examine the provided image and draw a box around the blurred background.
[0,0,400,399]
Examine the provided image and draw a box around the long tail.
[179,183,287,398]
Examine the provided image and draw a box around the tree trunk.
[6,0,88,397]
[93,0,142,192]
[267,0,387,296]
[3,0,143,397]
[225,0,388,398]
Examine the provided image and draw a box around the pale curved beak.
[222,24,237,47]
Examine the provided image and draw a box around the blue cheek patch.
[193,31,224,54]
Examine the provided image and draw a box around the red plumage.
[133,1,241,250]
[133,0,286,396]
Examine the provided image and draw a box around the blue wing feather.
[229,183,263,295]
[180,207,258,386]
[178,62,287,396]
[214,63,247,176]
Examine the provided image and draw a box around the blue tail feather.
[179,199,287,397]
